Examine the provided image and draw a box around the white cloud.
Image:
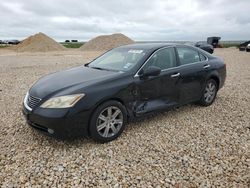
[0,0,249,41]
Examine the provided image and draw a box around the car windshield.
[88,48,147,72]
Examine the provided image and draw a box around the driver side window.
[144,47,177,70]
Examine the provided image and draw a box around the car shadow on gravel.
[25,93,227,149]
[26,102,207,149]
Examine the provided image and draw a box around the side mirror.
[139,66,161,78]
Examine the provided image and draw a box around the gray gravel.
[0,48,249,187]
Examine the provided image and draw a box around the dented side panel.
[131,69,181,116]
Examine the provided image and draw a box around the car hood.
[29,66,121,99]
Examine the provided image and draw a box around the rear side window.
[199,53,207,61]
[176,47,200,65]
[144,47,177,70]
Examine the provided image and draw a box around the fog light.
[48,129,54,134]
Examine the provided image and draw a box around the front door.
[133,47,180,115]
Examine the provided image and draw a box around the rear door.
[175,46,208,104]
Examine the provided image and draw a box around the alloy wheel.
[96,106,123,138]
[204,82,216,103]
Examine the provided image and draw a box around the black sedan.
[23,43,226,142]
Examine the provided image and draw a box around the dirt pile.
[12,32,65,52]
[80,33,134,51]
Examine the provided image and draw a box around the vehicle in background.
[2,40,8,44]
[195,41,214,54]
[8,40,20,45]
[207,37,221,48]
[185,42,214,54]
[0,40,20,45]
[246,44,250,52]
[239,41,250,51]
[64,40,78,43]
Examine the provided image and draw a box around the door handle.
[171,73,180,78]
[203,64,211,69]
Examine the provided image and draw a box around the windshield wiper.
[89,66,119,72]
[90,66,108,70]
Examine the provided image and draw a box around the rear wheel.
[198,79,218,106]
[89,100,127,143]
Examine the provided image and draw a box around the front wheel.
[198,79,218,106]
[89,100,127,143]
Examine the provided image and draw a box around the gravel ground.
[0,48,249,187]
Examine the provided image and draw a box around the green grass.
[0,45,8,48]
[61,42,85,48]
[221,42,241,48]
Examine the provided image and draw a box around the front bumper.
[22,105,91,139]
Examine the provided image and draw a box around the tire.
[246,49,250,52]
[89,100,127,143]
[198,79,218,106]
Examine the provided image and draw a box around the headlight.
[40,94,85,108]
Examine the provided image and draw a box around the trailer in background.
[207,37,221,48]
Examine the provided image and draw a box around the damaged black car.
[23,43,226,142]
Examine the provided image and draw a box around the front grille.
[27,95,41,109]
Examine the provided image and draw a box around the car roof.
[118,43,177,50]
[117,42,214,59]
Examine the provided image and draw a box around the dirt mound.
[12,32,65,52]
[80,33,134,51]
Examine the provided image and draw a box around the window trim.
[176,45,209,62]
[134,45,208,78]
[199,52,208,62]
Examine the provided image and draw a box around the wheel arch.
[87,97,130,135]
[208,75,220,88]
